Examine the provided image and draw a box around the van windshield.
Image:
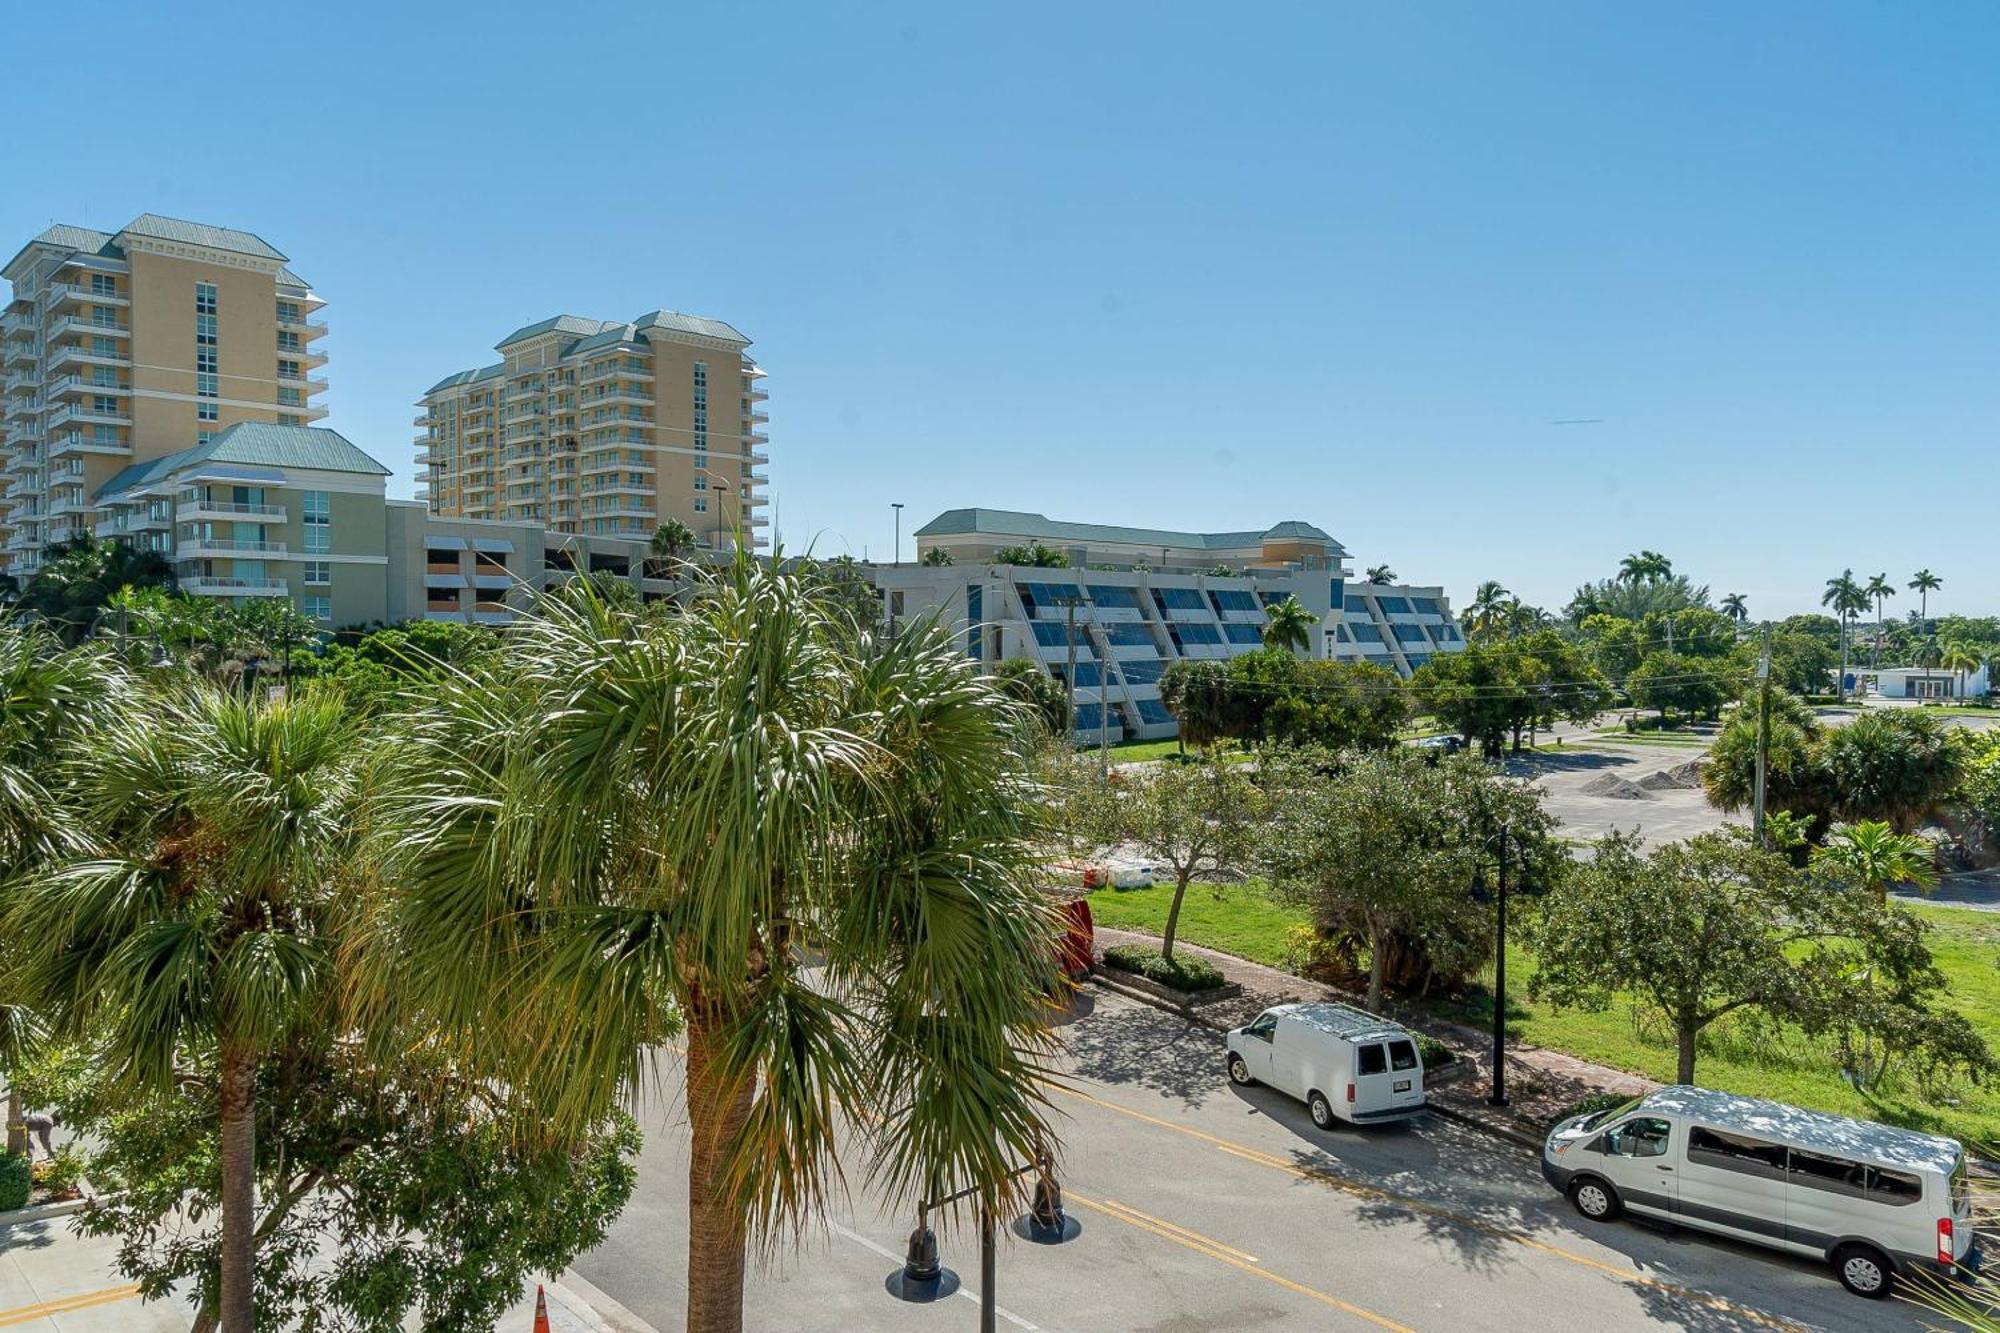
[1576,1096,1644,1132]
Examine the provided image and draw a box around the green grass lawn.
[1106,738,1188,763]
[1086,879,2000,1143]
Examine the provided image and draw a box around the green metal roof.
[568,323,646,355]
[95,424,388,500]
[496,314,623,348]
[633,310,750,345]
[118,214,287,261]
[274,266,315,290]
[31,224,118,255]
[914,508,1345,554]
[424,362,506,395]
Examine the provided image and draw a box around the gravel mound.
[1579,773,1656,800]
[1637,759,1706,792]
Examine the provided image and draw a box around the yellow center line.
[1067,1188,1416,1333]
[1054,1084,1813,1333]
[1092,1196,1262,1265]
[0,1283,143,1327]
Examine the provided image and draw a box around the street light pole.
[1753,624,1771,848]
[1491,826,1509,1107]
[892,502,904,567]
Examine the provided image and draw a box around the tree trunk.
[5,1086,23,1158]
[1366,921,1385,1012]
[1160,873,1193,963]
[217,1040,257,1333]
[685,1002,757,1333]
[1675,1020,1698,1085]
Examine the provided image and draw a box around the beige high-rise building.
[415,311,768,549]
[0,215,328,583]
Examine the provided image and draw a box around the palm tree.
[19,535,175,643]
[1908,569,1941,628]
[366,562,1060,1333]
[1941,642,1982,702]
[1821,570,1866,700]
[1261,596,1314,656]
[1364,564,1396,585]
[1618,550,1672,584]
[1466,580,1510,642]
[1863,574,1893,668]
[919,546,954,567]
[1719,593,1748,626]
[0,623,112,1156]
[1814,819,1938,905]
[8,682,368,1333]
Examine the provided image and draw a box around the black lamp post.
[1470,823,1529,1108]
[888,1152,1078,1330]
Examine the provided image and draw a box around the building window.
[195,282,217,315]
[278,331,300,352]
[198,402,219,422]
[91,366,117,388]
[693,497,708,514]
[302,489,330,553]
[92,425,120,445]
[304,595,331,623]
[278,387,301,406]
[277,414,302,427]
[303,560,330,586]
[278,359,300,378]
[91,395,119,415]
[277,300,301,323]
[90,274,117,296]
[197,431,215,445]
[91,336,116,357]
[693,475,706,491]
[692,361,708,452]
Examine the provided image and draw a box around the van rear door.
[1348,1037,1423,1118]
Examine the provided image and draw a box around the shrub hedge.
[0,1152,30,1212]
[1101,944,1226,993]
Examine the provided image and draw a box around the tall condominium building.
[1,215,328,583]
[415,311,768,549]
[876,508,1465,742]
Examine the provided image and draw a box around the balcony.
[749,450,769,466]
[3,341,35,368]
[279,372,329,396]
[45,283,128,309]
[1,312,33,340]
[46,492,90,517]
[46,374,129,400]
[48,432,129,460]
[47,343,128,372]
[749,383,769,401]
[179,498,286,522]
[3,398,37,423]
[178,538,289,559]
[182,576,291,597]
[748,410,769,424]
[581,387,655,409]
[47,316,129,342]
[48,403,129,430]
[276,313,328,339]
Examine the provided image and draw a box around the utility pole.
[1098,640,1111,779]
[1754,624,1771,848]
[892,502,904,567]
[1490,826,1510,1108]
[1055,593,1083,738]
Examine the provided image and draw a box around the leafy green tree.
[20,1036,636,1333]
[6,683,369,1333]
[990,658,1069,736]
[1864,573,1894,668]
[1564,572,1710,622]
[1158,659,1238,751]
[1703,689,1829,829]
[1364,565,1396,584]
[1909,568,1942,627]
[1411,632,1609,756]
[1225,649,1407,750]
[1101,761,1262,962]
[1760,628,1839,697]
[1262,748,1560,1008]
[1578,613,1645,682]
[919,546,954,566]
[1261,596,1314,656]
[1626,650,1732,723]
[0,623,113,1156]
[365,560,1060,1333]
[1466,580,1510,642]
[651,517,701,563]
[1941,641,1984,701]
[1531,830,1984,1084]
[1820,708,1964,832]
[993,542,1069,568]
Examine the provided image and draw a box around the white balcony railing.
[181,577,290,597]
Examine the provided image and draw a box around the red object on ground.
[533,1284,551,1333]
[1081,864,1106,889]
[1058,898,1095,979]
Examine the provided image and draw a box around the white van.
[1224,1002,1427,1128]
[1542,1085,1980,1298]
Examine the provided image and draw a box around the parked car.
[1413,734,1464,754]
[1542,1085,1978,1298]
[1224,1002,1427,1128]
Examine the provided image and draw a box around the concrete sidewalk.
[0,1212,660,1333]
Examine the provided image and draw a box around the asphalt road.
[573,991,1934,1332]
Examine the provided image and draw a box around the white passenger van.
[1542,1085,1979,1298]
[1224,1002,1427,1128]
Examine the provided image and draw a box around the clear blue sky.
[9,1,1995,619]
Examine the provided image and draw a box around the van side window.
[1387,1039,1418,1071]
[1866,1166,1922,1206]
[1356,1044,1387,1076]
[1244,1014,1278,1043]
[1604,1118,1671,1158]
[1687,1126,1786,1178]
[1787,1148,1866,1197]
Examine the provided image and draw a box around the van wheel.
[1832,1244,1893,1298]
[1569,1177,1620,1221]
[1227,1054,1254,1086]
[1307,1091,1336,1130]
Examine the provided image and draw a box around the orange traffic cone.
[533,1283,551,1333]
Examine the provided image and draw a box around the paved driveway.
[574,991,1935,1332]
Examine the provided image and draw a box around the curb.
[0,1196,90,1227]
[551,1269,664,1333]
[1090,971,1550,1153]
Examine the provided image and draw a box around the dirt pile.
[1637,759,1706,793]
[1579,773,1655,801]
